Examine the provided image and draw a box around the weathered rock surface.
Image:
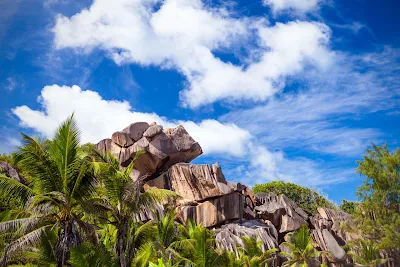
[317,207,351,233]
[177,192,244,227]
[111,131,134,147]
[0,161,27,184]
[255,192,308,233]
[215,219,278,252]
[322,229,346,260]
[97,123,202,179]
[311,210,350,262]
[143,125,163,138]
[123,122,149,141]
[147,163,231,202]
[97,121,360,267]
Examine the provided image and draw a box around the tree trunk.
[56,221,82,267]
[116,220,128,267]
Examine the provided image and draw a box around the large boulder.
[177,192,244,227]
[311,213,349,262]
[146,163,231,203]
[215,219,278,252]
[0,161,27,185]
[111,131,134,147]
[123,122,149,141]
[322,229,346,261]
[255,193,308,233]
[96,123,202,179]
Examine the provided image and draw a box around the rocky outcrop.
[96,123,202,180]
[215,219,278,252]
[0,161,27,185]
[146,163,231,203]
[97,121,357,267]
[255,192,308,233]
[310,208,353,263]
[177,192,244,227]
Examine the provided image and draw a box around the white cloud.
[12,84,251,156]
[221,48,400,157]
[11,84,349,187]
[52,0,333,108]
[263,0,321,14]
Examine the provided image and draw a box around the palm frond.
[49,114,81,194]
[0,225,52,265]
[136,189,180,213]
[18,134,61,193]
[0,175,34,208]
[0,217,50,235]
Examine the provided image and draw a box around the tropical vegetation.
[279,225,321,267]
[0,115,399,266]
[252,181,336,214]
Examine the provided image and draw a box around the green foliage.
[148,258,176,267]
[233,236,277,267]
[0,115,98,266]
[83,150,179,267]
[354,144,400,248]
[252,181,336,214]
[346,144,400,263]
[3,116,399,267]
[347,239,387,267]
[339,200,357,214]
[279,225,321,267]
[69,242,115,267]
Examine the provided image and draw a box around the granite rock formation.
[97,122,356,267]
[96,123,202,180]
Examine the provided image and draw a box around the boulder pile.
[97,122,355,267]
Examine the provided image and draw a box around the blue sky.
[0,0,399,203]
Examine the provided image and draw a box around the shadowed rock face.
[255,192,308,233]
[177,192,244,227]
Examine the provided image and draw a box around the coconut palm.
[0,115,98,267]
[348,239,387,267]
[135,210,188,266]
[177,220,226,267]
[82,151,179,267]
[235,236,277,267]
[279,225,321,267]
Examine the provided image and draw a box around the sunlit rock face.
[97,121,355,267]
[96,123,203,180]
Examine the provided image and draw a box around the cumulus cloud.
[221,48,400,157]
[263,0,321,14]
[52,0,333,108]
[11,84,348,187]
[12,84,251,156]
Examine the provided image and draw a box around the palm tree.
[178,220,226,267]
[279,225,321,267]
[348,239,387,267]
[235,236,277,267]
[83,151,179,267]
[136,210,187,266]
[0,115,98,267]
